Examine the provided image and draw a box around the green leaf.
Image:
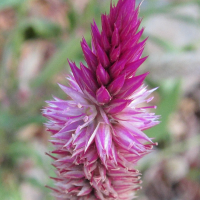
[188,168,200,181]
[20,18,62,39]
[6,141,45,168]
[0,0,28,10]
[170,14,199,26]
[0,171,21,200]
[148,34,177,52]
[145,79,181,141]
[31,33,90,88]
[140,0,198,17]
[0,110,45,132]
[25,177,44,188]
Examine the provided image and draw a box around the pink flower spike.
[43,0,160,199]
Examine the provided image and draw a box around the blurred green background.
[0,0,200,200]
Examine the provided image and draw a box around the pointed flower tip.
[96,63,111,85]
[96,85,111,105]
[81,37,86,43]
[144,71,150,77]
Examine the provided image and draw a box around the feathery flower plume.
[43,0,159,199]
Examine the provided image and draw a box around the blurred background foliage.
[0,0,200,200]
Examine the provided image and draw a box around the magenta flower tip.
[43,0,160,199]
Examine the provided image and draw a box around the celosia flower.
[43,0,159,199]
